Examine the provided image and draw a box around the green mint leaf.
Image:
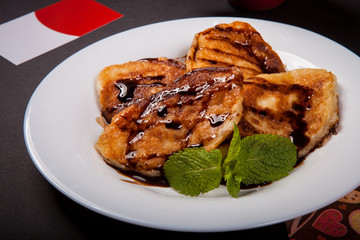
[224,134,297,197]
[163,147,223,196]
[224,166,243,198]
[223,124,242,168]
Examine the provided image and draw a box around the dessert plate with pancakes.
[24,17,360,232]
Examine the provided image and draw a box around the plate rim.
[23,16,360,232]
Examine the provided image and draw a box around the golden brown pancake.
[238,68,339,159]
[97,57,186,123]
[95,67,244,176]
[186,21,285,79]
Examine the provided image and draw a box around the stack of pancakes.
[95,21,339,177]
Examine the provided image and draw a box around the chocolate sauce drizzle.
[191,24,284,75]
[114,77,166,103]
[244,80,313,153]
[121,68,238,172]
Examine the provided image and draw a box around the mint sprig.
[224,125,297,197]
[163,125,297,198]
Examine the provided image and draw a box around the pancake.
[97,57,186,123]
[95,67,244,176]
[238,68,339,159]
[186,21,285,79]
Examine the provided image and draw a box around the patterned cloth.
[286,186,360,239]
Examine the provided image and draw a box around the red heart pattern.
[312,209,347,237]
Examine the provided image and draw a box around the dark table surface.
[1,0,359,239]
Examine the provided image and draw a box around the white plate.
[24,17,360,232]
